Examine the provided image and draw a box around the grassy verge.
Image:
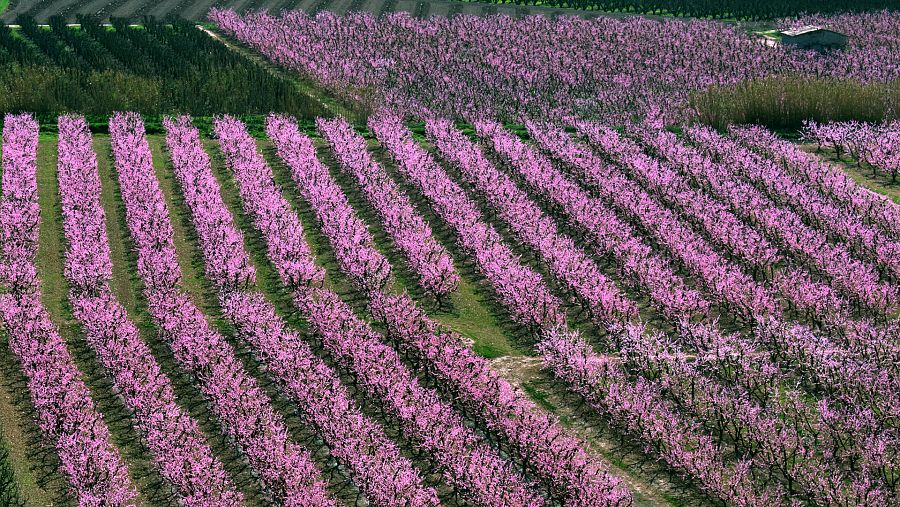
[93,137,140,314]
[363,139,533,358]
[838,165,900,205]
[433,278,523,358]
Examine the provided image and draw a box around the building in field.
[780,26,848,51]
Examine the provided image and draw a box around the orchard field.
[0,2,899,507]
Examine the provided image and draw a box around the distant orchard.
[211,9,900,123]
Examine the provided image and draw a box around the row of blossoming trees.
[1,105,898,506]
[803,121,900,183]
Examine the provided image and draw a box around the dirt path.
[490,355,694,507]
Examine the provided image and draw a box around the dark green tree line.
[477,0,898,20]
[0,17,327,118]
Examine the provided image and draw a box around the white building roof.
[781,25,842,37]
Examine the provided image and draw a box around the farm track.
[2,0,604,22]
